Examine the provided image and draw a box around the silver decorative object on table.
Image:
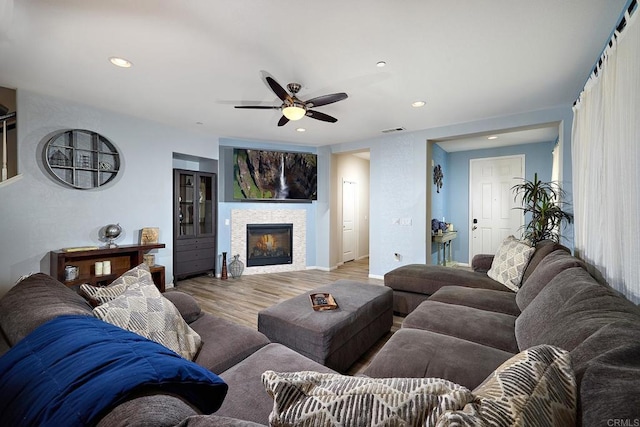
[228,254,244,278]
[64,265,79,281]
[104,223,122,248]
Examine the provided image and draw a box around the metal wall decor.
[433,164,443,193]
[43,129,120,189]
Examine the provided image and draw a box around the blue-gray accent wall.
[430,144,448,264]
[444,141,555,264]
[0,88,574,296]
[217,138,319,268]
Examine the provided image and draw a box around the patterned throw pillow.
[436,345,577,427]
[487,236,535,291]
[262,371,474,427]
[93,282,202,360]
[80,263,152,305]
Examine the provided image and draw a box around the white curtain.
[572,7,640,304]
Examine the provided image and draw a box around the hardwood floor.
[170,258,403,375]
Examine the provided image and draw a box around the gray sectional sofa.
[0,273,335,426]
[374,242,640,425]
[1,241,639,425]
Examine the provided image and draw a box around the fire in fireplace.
[246,223,293,267]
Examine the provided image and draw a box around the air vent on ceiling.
[381,127,406,134]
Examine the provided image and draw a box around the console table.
[432,231,457,266]
[50,243,166,292]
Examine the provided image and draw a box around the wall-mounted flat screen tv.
[233,148,317,201]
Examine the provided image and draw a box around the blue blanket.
[0,315,227,426]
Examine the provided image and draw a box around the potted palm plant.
[512,173,573,244]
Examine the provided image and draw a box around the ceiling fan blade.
[277,116,289,127]
[305,92,348,108]
[266,76,291,102]
[306,110,338,123]
[234,105,281,109]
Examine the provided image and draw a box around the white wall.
[0,90,219,295]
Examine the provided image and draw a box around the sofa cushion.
[385,264,509,296]
[164,291,203,324]
[563,319,640,426]
[93,282,202,360]
[520,239,570,284]
[403,301,518,353]
[217,343,336,425]
[363,328,514,390]
[487,236,535,291]
[516,249,585,310]
[437,345,577,427]
[0,273,93,346]
[578,338,640,426]
[515,267,640,352]
[80,263,152,305]
[471,253,494,273]
[570,320,640,383]
[428,286,520,316]
[191,314,270,374]
[262,371,473,426]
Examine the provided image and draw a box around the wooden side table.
[432,231,457,266]
[50,244,166,292]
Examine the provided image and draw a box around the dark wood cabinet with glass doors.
[173,169,217,282]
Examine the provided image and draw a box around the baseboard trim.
[307,266,333,272]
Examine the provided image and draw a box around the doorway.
[332,151,370,271]
[342,180,356,263]
[469,155,524,259]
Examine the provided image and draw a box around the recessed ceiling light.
[296,128,306,132]
[376,61,386,68]
[487,135,498,140]
[411,101,426,108]
[109,57,133,68]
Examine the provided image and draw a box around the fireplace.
[246,223,293,267]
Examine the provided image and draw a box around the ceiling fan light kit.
[282,104,306,121]
[235,75,348,127]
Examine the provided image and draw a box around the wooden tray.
[310,293,338,311]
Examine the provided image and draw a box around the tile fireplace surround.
[231,209,306,275]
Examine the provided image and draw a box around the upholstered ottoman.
[257,280,393,372]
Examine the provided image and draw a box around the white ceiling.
[0,1,627,147]
[435,125,560,153]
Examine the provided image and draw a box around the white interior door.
[470,156,524,259]
[342,180,356,263]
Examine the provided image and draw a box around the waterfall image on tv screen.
[233,149,317,201]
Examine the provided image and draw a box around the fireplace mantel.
[231,209,306,274]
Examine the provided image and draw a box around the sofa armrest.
[472,254,494,273]
[0,330,10,356]
[164,291,203,323]
[96,393,198,427]
[177,415,267,426]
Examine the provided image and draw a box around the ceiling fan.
[235,75,348,127]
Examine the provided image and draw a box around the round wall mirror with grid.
[43,129,121,189]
